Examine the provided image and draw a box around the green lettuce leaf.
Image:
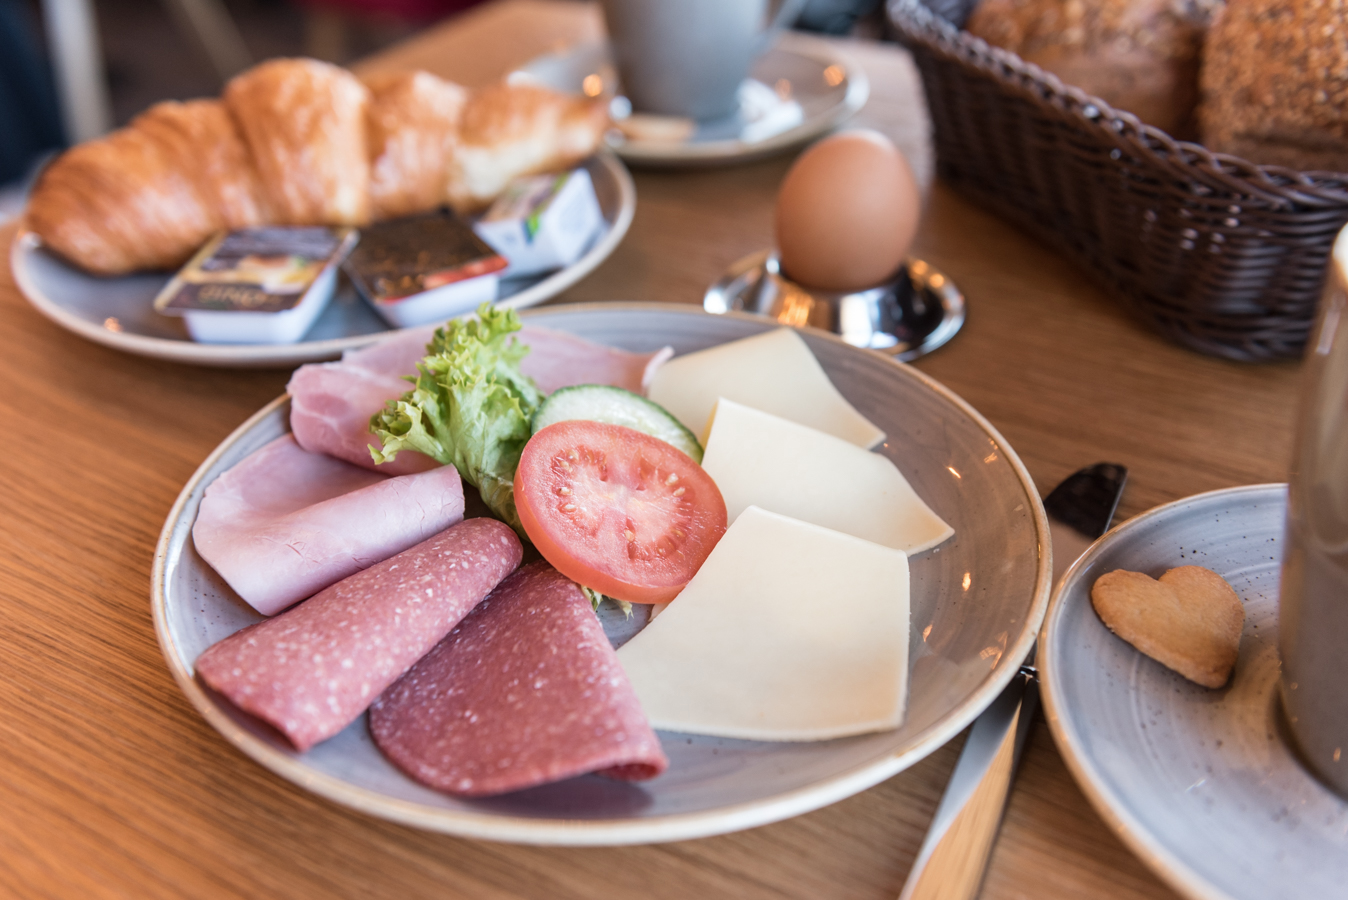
[368,304,544,533]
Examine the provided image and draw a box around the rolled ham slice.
[287,324,672,473]
[192,433,465,616]
[195,517,523,751]
[370,561,668,796]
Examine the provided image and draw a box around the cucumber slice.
[532,384,704,463]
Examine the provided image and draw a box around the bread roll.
[966,0,1219,136]
[448,82,608,212]
[365,71,467,220]
[223,58,372,226]
[1199,0,1348,172]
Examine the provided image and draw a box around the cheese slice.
[647,327,885,449]
[616,506,910,741]
[701,398,953,554]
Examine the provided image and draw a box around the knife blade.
[897,463,1126,900]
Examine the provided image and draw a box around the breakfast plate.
[151,303,1049,845]
[513,32,868,166]
[1040,484,1348,900]
[11,153,634,368]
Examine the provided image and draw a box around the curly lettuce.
[369,304,544,533]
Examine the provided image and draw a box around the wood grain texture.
[0,2,1303,898]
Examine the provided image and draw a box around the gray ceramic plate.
[151,303,1049,845]
[1040,484,1348,900]
[514,32,868,166]
[12,153,634,368]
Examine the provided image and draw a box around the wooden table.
[0,2,1304,897]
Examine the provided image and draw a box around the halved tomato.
[514,420,727,604]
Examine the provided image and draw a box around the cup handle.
[755,0,808,55]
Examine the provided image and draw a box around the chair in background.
[41,0,252,143]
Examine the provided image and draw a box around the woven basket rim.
[886,0,1348,209]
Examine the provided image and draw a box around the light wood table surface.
[0,1,1304,898]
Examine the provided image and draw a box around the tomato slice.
[514,420,727,604]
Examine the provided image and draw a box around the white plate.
[151,303,1049,845]
[1040,484,1348,900]
[514,32,868,166]
[12,153,635,368]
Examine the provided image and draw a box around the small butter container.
[473,168,602,278]
[154,226,357,344]
[344,209,508,329]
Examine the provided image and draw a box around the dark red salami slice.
[370,561,669,797]
[195,517,522,751]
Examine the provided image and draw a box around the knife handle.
[898,678,1037,900]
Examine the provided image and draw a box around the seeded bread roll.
[1199,0,1348,172]
[966,0,1221,136]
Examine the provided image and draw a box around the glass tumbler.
[1282,226,1348,799]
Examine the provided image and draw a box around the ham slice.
[192,434,466,616]
[370,561,668,796]
[517,326,673,396]
[287,324,672,472]
[195,517,523,751]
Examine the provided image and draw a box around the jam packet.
[344,210,507,328]
[154,226,356,344]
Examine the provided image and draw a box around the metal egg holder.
[704,250,965,361]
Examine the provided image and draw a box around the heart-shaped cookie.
[1090,566,1244,688]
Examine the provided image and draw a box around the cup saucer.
[1041,484,1348,900]
[511,31,869,166]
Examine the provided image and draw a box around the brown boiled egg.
[774,130,920,293]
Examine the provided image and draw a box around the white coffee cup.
[600,0,807,121]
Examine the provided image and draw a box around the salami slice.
[195,517,522,751]
[370,561,668,797]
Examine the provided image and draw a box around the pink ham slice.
[516,326,673,396]
[287,324,673,473]
[370,561,668,797]
[195,517,523,751]
[192,433,465,616]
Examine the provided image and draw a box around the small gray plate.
[1040,484,1348,900]
[13,153,634,368]
[151,303,1049,845]
[515,32,868,166]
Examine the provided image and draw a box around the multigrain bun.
[966,0,1221,136]
[1199,0,1348,172]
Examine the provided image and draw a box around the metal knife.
[897,463,1127,900]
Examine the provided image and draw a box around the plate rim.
[12,151,636,368]
[520,31,869,167]
[150,301,1051,845]
[1038,482,1290,900]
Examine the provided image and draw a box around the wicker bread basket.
[887,0,1348,361]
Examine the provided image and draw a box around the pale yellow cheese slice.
[647,327,885,449]
[616,506,910,741]
[701,398,953,554]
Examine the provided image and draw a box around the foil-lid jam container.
[153,226,357,344]
[345,209,507,328]
[473,168,602,279]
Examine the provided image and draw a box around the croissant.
[365,70,467,220]
[26,58,609,276]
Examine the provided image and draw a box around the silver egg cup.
[704,250,965,361]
